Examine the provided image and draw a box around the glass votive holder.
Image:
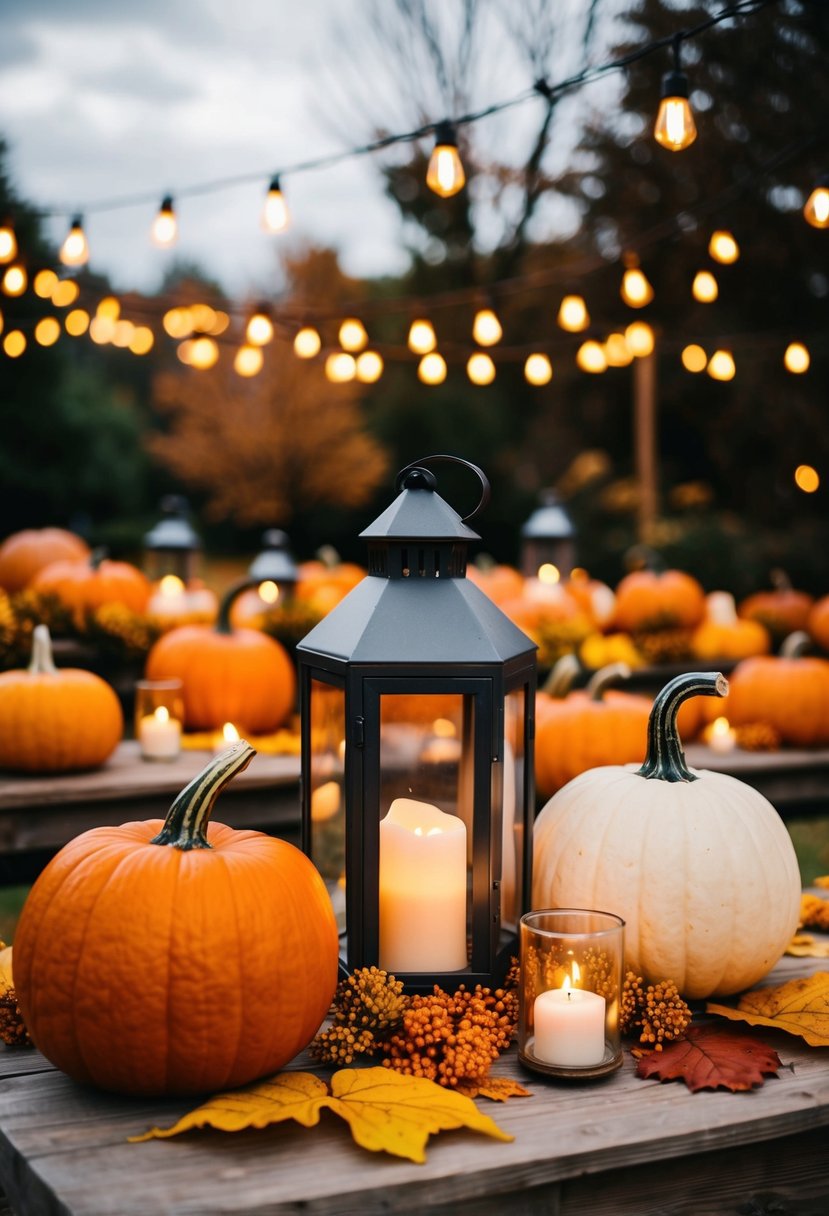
[518,908,624,1080]
[134,679,184,761]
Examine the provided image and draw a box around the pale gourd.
[532,671,801,999]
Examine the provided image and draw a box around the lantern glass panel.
[500,686,528,931]
[308,677,346,931]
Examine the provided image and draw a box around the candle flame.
[562,974,572,997]
[222,722,240,743]
[258,579,280,604]
[160,574,185,596]
[712,716,731,734]
[154,706,170,724]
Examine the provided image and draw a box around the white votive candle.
[379,797,467,973]
[138,706,182,760]
[533,978,606,1067]
[707,716,737,754]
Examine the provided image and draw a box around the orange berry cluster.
[621,971,692,1052]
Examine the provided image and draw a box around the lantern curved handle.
[394,454,491,524]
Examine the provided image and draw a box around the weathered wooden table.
[0,947,827,1215]
[0,742,301,884]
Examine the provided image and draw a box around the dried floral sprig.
[621,971,692,1052]
[800,893,829,933]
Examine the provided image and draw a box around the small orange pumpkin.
[738,579,814,644]
[295,559,365,616]
[0,527,89,592]
[692,592,771,661]
[466,563,525,607]
[33,554,151,622]
[808,595,829,654]
[0,624,122,772]
[613,569,706,633]
[13,741,339,1096]
[145,582,296,731]
[725,632,829,747]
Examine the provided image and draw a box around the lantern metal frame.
[520,490,576,579]
[297,456,537,992]
[143,495,201,584]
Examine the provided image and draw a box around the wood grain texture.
[0,953,827,1215]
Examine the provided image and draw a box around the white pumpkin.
[532,671,802,1000]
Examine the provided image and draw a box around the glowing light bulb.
[418,352,446,385]
[52,279,79,307]
[524,353,552,385]
[246,308,274,346]
[189,336,219,370]
[408,318,436,354]
[653,43,697,152]
[338,317,368,351]
[3,330,25,358]
[163,307,194,338]
[293,326,321,358]
[152,196,178,247]
[692,270,718,303]
[34,269,58,298]
[2,265,26,296]
[112,319,134,348]
[356,350,383,383]
[65,308,90,336]
[34,317,61,347]
[707,350,735,381]
[804,176,829,229]
[472,307,502,346]
[681,343,707,372]
[261,175,290,232]
[621,260,654,308]
[96,295,120,320]
[784,342,810,374]
[795,464,820,493]
[625,322,655,357]
[325,352,356,382]
[466,352,495,385]
[604,332,633,367]
[89,315,115,344]
[708,230,739,264]
[60,216,89,267]
[426,121,465,198]
[234,344,264,377]
[129,326,154,355]
[0,222,16,264]
[576,340,607,373]
[557,295,589,332]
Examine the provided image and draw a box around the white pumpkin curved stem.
[637,670,728,784]
[780,630,811,658]
[28,624,58,675]
[585,661,631,700]
[541,652,581,697]
[151,740,256,850]
[215,578,258,636]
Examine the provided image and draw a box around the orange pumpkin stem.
[151,740,256,850]
[28,624,58,675]
[637,671,727,784]
[216,578,256,635]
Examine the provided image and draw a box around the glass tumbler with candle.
[518,909,624,1080]
[134,679,184,761]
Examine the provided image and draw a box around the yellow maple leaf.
[814,876,829,889]
[326,1067,513,1163]
[129,1072,329,1142]
[786,934,829,959]
[130,1066,513,1164]
[707,971,829,1047]
[456,1076,533,1102]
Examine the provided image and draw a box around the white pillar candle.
[707,716,737,754]
[533,977,606,1067]
[138,706,182,760]
[379,797,467,973]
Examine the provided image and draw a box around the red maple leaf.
[635,1023,781,1092]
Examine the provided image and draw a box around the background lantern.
[247,529,299,606]
[142,495,201,584]
[520,490,577,580]
[297,455,537,992]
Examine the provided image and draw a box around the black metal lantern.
[143,495,201,584]
[520,490,576,580]
[297,456,537,992]
[247,530,299,605]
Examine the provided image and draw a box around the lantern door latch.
[351,716,365,748]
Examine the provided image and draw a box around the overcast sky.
[0,0,601,298]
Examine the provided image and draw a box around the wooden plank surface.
[0,951,827,1215]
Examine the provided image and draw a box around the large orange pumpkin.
[0,625,122,772]
[295,559,365,616]
[145,583,296,731]
[0,527,89,592]
[33,554,151,622]
[613,569,706,633]
[466,563,525,607]
[13,741,339,1096]
[724,633,829,747]
[738,583,814,644]
[807,595,829,654]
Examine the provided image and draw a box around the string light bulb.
[576,340,607,373]
[472,307,502,346]
[60,215,89,267]
[803,175,829,229]
[2,265,26,296]
[794,464,820,493]
[261,175,290,232]
[152,196,178,247]
[625,322,655,357]
[338,317,368,351]
[681,343,707,372]
[604,333,633,367]
[0,221,17,264]
[234,344,264,377]
[426,121,465,198]
[466,352,495,385]
[707,349,735,381]
[408,318,436,354]
[653,36,697,151]
[246,306,274,346]
[621,255,654,308]
[692,270,718,303]
[784,342,810,374]
[708,230,739,264]
[355,350,383,383]
[188,336,219,370]
[524,353,552,385]
[557,294,589,332]
[418,352,447,385]
[325,352,356,382]
[294,326,321,358]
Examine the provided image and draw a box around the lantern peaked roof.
[359,475,481,543]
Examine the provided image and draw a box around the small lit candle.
[707,716,737,754]
[533,970,606,1068]
[379,797,467,973]
[138,705,182,761]
[214,722,240,753]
